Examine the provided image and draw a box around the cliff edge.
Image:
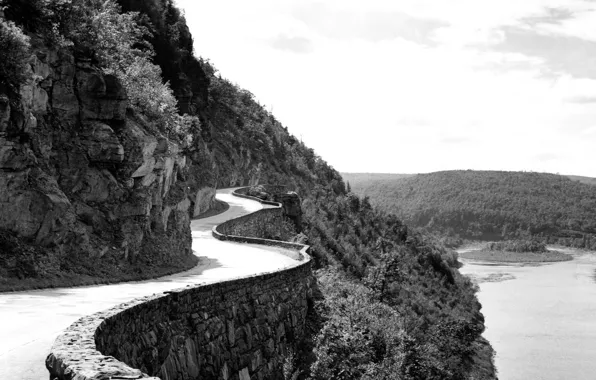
[0,37,201,290]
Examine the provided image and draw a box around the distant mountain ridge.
[343,171,596,187]
[343,170,596,249]
[566,175,596,186]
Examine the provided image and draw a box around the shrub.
[0,18,30,93]
[117,55,178,127]
[62,0,183,129]
[5,0,188,135]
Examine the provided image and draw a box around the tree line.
[347,170,596,249]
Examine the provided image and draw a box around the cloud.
[175,0,596,177]
[564,95,596,103]
[270,35,314,53]
[521,7,575,26]
[395,117,434,127]
[440,136,470,144]
[473,52,544,75]
[292,4,449,46]
[486,26,596,79]
[535,152,559,162]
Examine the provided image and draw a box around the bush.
[118,55,178,127]
[310,271,405,380]
[63,0,184,131]
[0,18,30,93]
[4,0,188,135]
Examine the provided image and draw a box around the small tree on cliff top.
[6,0,192,135]
[0,18,31,94]
[67,0,181,131]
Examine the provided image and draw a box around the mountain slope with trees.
[344,170,596,249]
[1,1,495,378]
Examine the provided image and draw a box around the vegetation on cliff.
[246,185,495,379]
[345,170,596,249]
[0,16,30,93]
[1,1,495,378]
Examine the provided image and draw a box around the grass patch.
[459,249,572,263]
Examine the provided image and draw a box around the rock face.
[193,186,217,217]
[0,43,202,282]
[276,192,303,231]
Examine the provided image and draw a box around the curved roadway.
[0,188,300,379]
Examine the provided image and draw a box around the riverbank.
[459,249,572,263]
[458,247,596,380]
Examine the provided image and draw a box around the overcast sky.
[175,0,596,177]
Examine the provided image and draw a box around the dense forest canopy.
[344,170,596,249]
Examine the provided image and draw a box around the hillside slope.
[345,170,596,248]
[567,175,596,187]
[342,172,414,190]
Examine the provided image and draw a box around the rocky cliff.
[0,1,338,289]
[0,37,203,289]
[0,0,343,290]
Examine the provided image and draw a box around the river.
[458,247,596,380]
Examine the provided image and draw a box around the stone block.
[80,122,124,163]
[239,367,251,380]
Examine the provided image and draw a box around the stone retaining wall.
[234,185,289,199]
[46,187,312,380]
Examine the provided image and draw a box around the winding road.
[0,188,300,379]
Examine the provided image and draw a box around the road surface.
[0,188,299,379]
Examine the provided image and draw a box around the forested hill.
[344,170,596,248]
[1,1,495,378]
[567,175,596,187]
[343,172,414,190]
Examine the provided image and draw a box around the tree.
[0,18,31,94]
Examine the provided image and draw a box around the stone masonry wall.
[215,208,286,239]
[46,188,313,380]
[95,262,312,380]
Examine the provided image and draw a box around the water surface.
[459,247,596,380]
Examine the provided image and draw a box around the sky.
[175,0,596,177]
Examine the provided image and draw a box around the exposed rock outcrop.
[276,192,303,231]
[0,42,202,287]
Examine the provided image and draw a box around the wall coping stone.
[46,186,311,380]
